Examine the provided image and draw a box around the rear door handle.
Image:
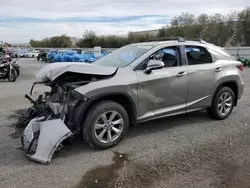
[176,71,188,77]
[215,67,222,72]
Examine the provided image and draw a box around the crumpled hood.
[36,62,117,82]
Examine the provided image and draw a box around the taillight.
[237,64,244,71]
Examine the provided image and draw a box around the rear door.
[184,45,220,111]
[135,45,188,121]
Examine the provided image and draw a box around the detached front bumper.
[21,117,72,164]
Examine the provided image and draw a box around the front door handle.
[215,67,222,72]
[176,71,188,77]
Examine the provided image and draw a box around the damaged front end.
[20,80,88,164]
[19,63,117,164]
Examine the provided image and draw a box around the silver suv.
[20,37,244,164]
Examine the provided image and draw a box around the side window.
[135,46,180,70]
[185,46,213,65]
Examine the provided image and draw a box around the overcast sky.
[0,0,248,43]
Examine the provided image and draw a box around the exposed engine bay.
[19,62,117,164]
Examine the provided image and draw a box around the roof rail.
[193,38,207,44]
[148,37,185,42]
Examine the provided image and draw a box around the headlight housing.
[69,89,88,101]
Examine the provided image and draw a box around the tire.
[8,69,17,82]
[206,87,235,120]
[82,100,129,149]
[15,68,20,77]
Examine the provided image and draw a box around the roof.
[131,40,214,47]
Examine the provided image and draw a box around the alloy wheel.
[94,111,124,144]
[217,92,233,116]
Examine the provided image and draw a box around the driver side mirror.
[144,60,164,74]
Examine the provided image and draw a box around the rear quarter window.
[207,46,234,60]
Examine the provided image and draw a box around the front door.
[135,46,188,122]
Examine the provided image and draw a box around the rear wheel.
[207,87,235,120]
[82,101,129,149]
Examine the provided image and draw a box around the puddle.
[72,151,162,188]
[72,151,129,188]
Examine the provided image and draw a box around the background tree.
[237,8,250,46]
[29,35,72,48]
[29,7,250,48]
[76,30,96,48]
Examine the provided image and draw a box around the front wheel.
[8,69,17,82]
[15,68,20,77]
[207,87,235,120]
[82,101,129,149]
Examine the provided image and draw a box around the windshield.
[92,44,153,68]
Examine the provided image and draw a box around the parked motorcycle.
[0,58,20,82]
[10,58,20,77]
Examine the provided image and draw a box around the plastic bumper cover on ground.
[21,117,72,164]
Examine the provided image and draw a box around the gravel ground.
[0,58,250,188]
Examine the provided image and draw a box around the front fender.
[73,70,138,132]
[74,69,138,101]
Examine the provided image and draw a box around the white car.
[25,50,40,58]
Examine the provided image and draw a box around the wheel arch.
[73,92,137,134]
[212,81,238,107]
